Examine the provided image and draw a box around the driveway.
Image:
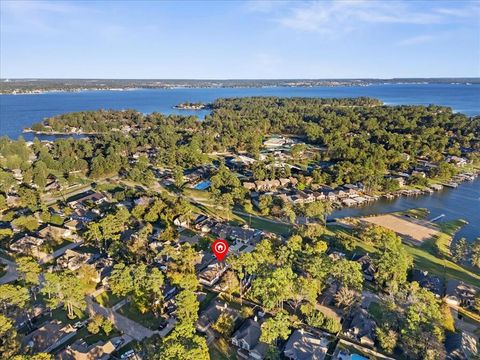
[39,240,83,264]
[86,297,155,341]
[0,257,19,284]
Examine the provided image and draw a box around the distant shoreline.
[1,78,478,95]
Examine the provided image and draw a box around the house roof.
[284,329,328,360]
[232,319,262,348]
[22,320,75,353]
[348,309,375,339]
[446,280,477,300]
[412,269,444,296]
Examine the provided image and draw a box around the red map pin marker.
[212,239,229,261]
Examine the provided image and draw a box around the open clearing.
[361,214,439,244]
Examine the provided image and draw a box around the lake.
[0,83,479,239]
[1,83,479,139]
[329,178,480,241]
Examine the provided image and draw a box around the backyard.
[117,303,165,330]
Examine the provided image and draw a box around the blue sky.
[1,0,479,78]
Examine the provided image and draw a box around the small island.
[173,102,212,110]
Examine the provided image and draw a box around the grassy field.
[184,187,293,236]
[234,211,293,236]
[95,291,123,308]
[368,302,384,322]
[117,303,164,330]
[402,207,430,219]
[406,243,480,288]
[328,224,480,288]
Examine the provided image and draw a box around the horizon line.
[2,77,480,81]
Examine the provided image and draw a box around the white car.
[120,349,135,359]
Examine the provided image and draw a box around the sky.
[1,0,479,79]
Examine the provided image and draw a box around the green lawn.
[402,208,430,219]
[117,303,164,330]
[180,228,197,237]
[95,291,123,308]
[368,302,383,322]
[209,338,237,360]
[234,211,292,236]
[437,219,468,236]
[406,244,480,288]
[328,224,480,288]
[200,290,218,310]
[79,326,121,345]
[27,306,87,336]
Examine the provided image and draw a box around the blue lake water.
[0,83,479,239]
[1,83,479,139]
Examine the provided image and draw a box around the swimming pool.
[351,354,369,360]
[193,181,211,190]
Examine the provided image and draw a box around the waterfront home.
[284,329,329,360]
[445,280,477,308]
[231,317,268,360]
[342,198,357,207]
[298,190,315,203]
[447,156,468,167]
[411,269,444,298]
[352,254,376,282]
[393,177,405,187]
[313,191,326,201]
[326,191,338,201]
[445,331,478,360]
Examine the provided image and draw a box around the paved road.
[0,257,19,284]
[44,184,92,205]
[86,297,155,341]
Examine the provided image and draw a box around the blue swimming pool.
[351,354,368,360]
[193,181,211,190]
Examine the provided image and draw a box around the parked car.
[113,338,125,348]
[73,320,87,329]
[158,321,168,331]
[120,349,135,359]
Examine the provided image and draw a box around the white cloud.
[274,0,478,34]
[1,0,84,33]
[397,34,434,46]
